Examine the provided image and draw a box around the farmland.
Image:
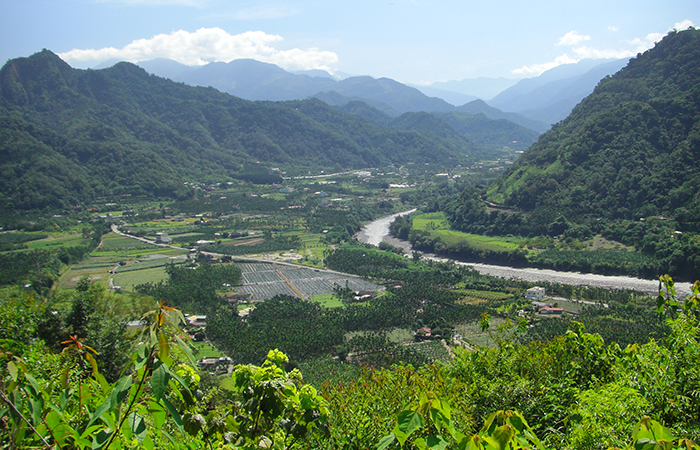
[234,262,383,302]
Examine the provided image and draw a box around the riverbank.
[357,212,693,298]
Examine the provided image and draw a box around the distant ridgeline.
[0,50,478,212]
[443,28,700,279]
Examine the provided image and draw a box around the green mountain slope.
[442,28,700,279]
[0,50,472,211]
[486,28,700,226]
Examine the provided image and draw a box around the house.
[155,232,172,244]
[187,315,207,327]
[227,292,253,303]
[539,307,564,315]
[525,286,546,301]
[352,290,376,302]
[415,327,433,340]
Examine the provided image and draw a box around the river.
[356,211,693,298]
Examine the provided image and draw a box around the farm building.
[538,307,564,315]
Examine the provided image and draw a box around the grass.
[454,288,514,305]
[309,293,344,308]
[58,232,187,290]
[412,212,523,252]
[112,266,169,291]
[25,234,89,250]
[455,317,506,348]
[192,341,225,359]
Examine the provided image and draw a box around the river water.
[356,211,693,298]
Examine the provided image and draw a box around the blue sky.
[1,0,697,84]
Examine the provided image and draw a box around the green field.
[25,234,89,250]
[309,293,343,308]
[112,266,170,291]
[192,341,225,359]
[58,232,188,289]
[412,212,523,252]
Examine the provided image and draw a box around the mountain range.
[1,50,490,212]
[486,28,700,228]
[129,56,629,130]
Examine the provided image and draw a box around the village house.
[525,286,546,301]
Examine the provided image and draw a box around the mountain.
[434,112,540,151]
[443,29,700,279]
[421,77,519,101]
[0,50,476,212]
[407,84,478,106]
[455,99,550,133]
[325,98,540,151]
[485,29,700,225]
[135,58,196,80]
[135,57,542,131]
[488,58,630,124]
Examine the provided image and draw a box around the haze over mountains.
[0,50,489,212]
[0,31,666,216]
[126,55,628,130]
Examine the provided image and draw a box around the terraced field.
[235,262,383,302]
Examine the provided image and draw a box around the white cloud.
[512,20,696,77]
[58,27,338,72]
[673,19,695,30]
[557,31,591,46]
[607,26,619,32]
[512,54,578,76]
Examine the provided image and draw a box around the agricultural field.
[455,288,514,305]
[58,232,189,289]
[112,266,170,291]
[454,317,507,348]
[25,233,89,250]
[308,294,344,308]
[412,212,523,252]
[234,262,383,302]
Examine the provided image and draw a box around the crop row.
[236,282,297,301]
[241,271,283,284]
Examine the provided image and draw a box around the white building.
[525,286,546,301]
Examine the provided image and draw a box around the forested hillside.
[443,28,700,279]
[486,28,700,225]
[0,50,474,212]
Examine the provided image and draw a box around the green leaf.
[397,410,424,438]
[174,335,198,366]
[376,432,397,450]
[110,374,133,408]
[92,429,113,450]
[158,332,171,364]
[45,409,62,432]
[147,401,167,429]
[88,399,112,428]
[142,434,155,450]
[7,361,18,381]
[161,397,183,432]
[426,435,450,450]
[128,412,147,441]
[150,362,169,401]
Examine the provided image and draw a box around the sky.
[0,0,697,85]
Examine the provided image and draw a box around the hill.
[444,28,700,279]
[135,57,545,135]
[486,29,700,224]
[488,58,630,125]
[0,50,475,212]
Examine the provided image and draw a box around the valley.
[1,28,699,450]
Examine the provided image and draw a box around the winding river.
[357,211,693,298]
